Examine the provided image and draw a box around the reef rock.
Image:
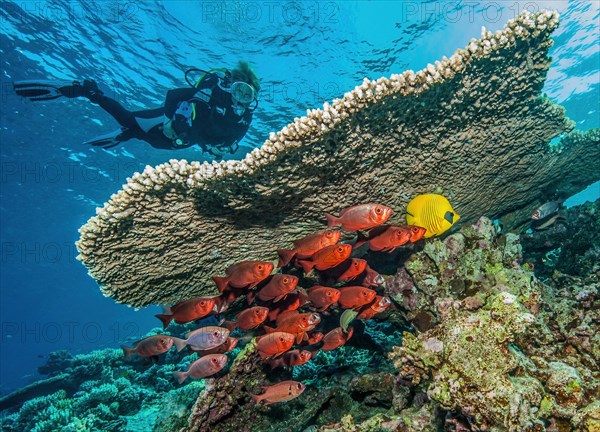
[388,216,599,431]
[76,10,600,307]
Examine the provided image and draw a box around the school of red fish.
[121,203,427,405]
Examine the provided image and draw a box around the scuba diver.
[13,61,260,157]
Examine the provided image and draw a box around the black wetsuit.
[90,73,253,151]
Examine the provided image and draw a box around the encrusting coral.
[387,216,599,431]
[76,10,600,307]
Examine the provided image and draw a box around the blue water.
[0,0,598,396]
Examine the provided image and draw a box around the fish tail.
[211,275,229,293]
[173,371,188,385]
[263,325,276,334]
[224,321,238,332]
[297,259,314,274]
[276,249,295,268]
[354,231,368,249]
[172,337,187,353]
[120,345,136,359]
[154,314,173,329]
[297,289,309,306]
[325,213,341,228]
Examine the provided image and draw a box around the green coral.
[389,216,599,431]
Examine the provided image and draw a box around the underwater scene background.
[0,0,599,431]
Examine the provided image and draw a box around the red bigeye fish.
[322,327,354,351]
[192,337,238,356]
[224,307,269,331]
[267,290,309,322]
[337,286,377,309]
[248,274,298,304]
[304,331,323,345]
[322,258,368,282]
[212,261,274,293]
[121,335,174,360]
[326,203,393,231]
[252,380,306,406]
[307,286,341,311]
[265,311,321,344]
[277,230,341,267]
[173,326,230,352]
[354,225,411,252]
[357,296,392,320]
[403,225,427,243]
[155,297,216,329]
[173,354,228,384]
[256,332,295,359]
[268,349,312,369]
[354,265,385,288]
[296,244,352,273]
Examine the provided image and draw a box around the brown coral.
[76,10,600,307]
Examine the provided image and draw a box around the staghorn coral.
[76,10,600,308]
[388,216,599,431]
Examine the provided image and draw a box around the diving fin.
[13,80,76,101]
[83,128,128,149]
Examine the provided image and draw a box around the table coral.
[75,10,600,308]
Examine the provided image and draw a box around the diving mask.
[230,81,255,116]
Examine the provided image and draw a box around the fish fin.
[251,393,264,404]
[297,259,314,274]
[258,350,271,360]
[263,325,276,334]
[276,249,295,268]
[353,239,367,249]
[296,333,305,344]
[154,314,173,329]
[173,371,188,385]
[267,309,278,322]
[172,337,187,353]
[120,345,136,359]
[325,213,341,228]
[224,321,238,332]
[297,289,309,306]
[273,294,285,303]
[211,276,229,293]
[246,290,256,305]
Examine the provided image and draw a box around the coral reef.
[388,216,599,431]
[75,10,600,307]
[0,332,202,432]
[521,198,600,277]
[4,206,599,431]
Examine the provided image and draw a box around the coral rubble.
[76,10,600,307]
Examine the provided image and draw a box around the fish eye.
[279,336,284,342]
[375,207,382,214]
[327,290,332,296]
[297,383,303,389]
[257,264,263,270]
[200,300,206,306]
[213,331,219,336]
[283,277,289,284]
[337,246,343,252]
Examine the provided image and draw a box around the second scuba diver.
[13,61,260,158]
